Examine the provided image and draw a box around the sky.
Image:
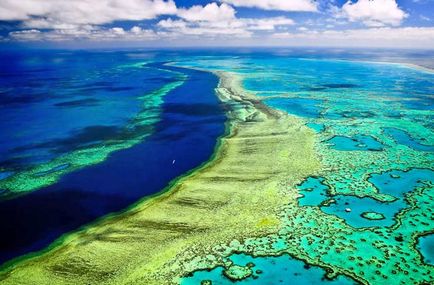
[0,0,433,48]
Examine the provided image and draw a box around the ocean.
[0,48,433,284]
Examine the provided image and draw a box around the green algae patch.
[0,78,185,197]
[0,71,320,284]
[361,212,385,221]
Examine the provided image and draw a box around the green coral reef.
[361,212,386,221]
[1,63,433,285]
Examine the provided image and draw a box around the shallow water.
[297,169,433,228]
[327,135,384,151]
[264,97,322,118]
[321,195,404,228]
[368,168,434,198]
[307,122,325,133]
[417,234,434,266]
[182,254,357,285]
[383,127,434,152]
[297,177,329,206]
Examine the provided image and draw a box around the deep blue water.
[0,51,175,171]
[0,58,226,265]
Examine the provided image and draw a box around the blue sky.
[0,0,433,48]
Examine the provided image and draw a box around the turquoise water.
[321,195,404,228]
[297,177,329,206]
[368,168,433,198]
[327,135,384,151]
[298,169,433,228]
[180,57,433,125]
[297,176,403,228]
[307,123,325,133]
[418,234,434,265]
[182,254,357,285]
[383,127,434,152]
[264,97,322,118]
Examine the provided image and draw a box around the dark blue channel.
[0,63,226,266]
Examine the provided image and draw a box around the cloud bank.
[177,3,235,22]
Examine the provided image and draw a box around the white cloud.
[0,0,177,28]
[177,3,236,22]
[271,27,434,47]
[157,16,294,37]
[158,19,188,29]
[131,26,144,34]
[243,17,294,30]
[7,25,434,48]
[157,18,251,37]
[340,0,407,27]
[221,0,317,12]
[9,26,158,42]
[8,29,42,41]
[172,2,295,34]
[157,1,295,38]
